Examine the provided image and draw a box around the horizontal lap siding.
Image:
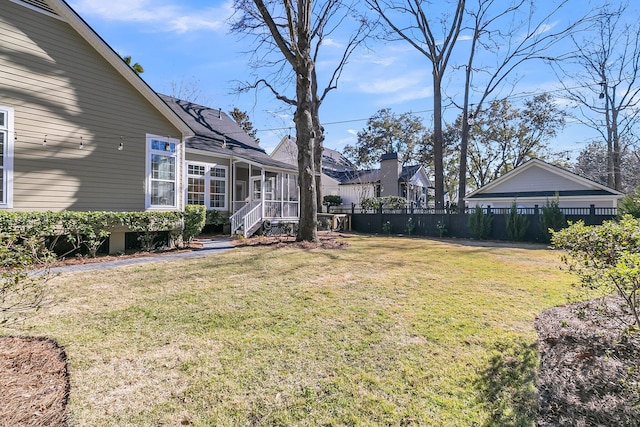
[0,0,182,212]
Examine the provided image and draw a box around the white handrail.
[230,201,257,234]
[242,203,263,238]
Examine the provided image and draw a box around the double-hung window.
[209,166,227,209]
[146,135,178,208]
[186,162,228,210]
[0,107,14,208]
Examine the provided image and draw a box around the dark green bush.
[468,205,492,240]
[505,202,529,242]
[184,205,207,245]
[540,197,566,242]
[618,186,640,218]
[323,195,343,206]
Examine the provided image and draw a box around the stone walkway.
[48,238,235,274]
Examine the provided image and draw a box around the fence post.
[487,205,492,215]
[351,203,355,215]
[590,204,596,225]
[410,201,414,215]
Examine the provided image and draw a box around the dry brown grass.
[0,337,68,427]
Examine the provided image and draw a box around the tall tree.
[229,108,260,143]
[367,0,465,209]
[454,0,591,211]
[231,0,371,242]
[466,94,566,188]
[552,2,640,191]
[344,108,426,169]
[122,55,144,75]
[574,140,640,193]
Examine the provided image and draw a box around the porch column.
[261,169,265,218]
[231,160,235,213]
[249,164,253,203]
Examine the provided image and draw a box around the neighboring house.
[1,0,193,251]
[464,158,624,209]
[334,153,431,208]
[160,96,299,236]
[271,135,355,200]
[271,137,430,207]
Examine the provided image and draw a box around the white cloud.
[347,129,358,136]
[322,38,343,48]
[69,0,233,34]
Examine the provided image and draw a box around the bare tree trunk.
[295,63,318,242]
[433,76,445,209]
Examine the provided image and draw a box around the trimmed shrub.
[552,216,640,328]
[468,205,492,240]
[184,205,207,245]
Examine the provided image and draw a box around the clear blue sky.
[67,0,609,159]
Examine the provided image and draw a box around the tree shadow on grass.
[474,340,539,427]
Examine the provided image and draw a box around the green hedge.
[0,210,205,262]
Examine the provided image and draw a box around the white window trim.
[185,161,228,211]
[0,107,14,209]
[146,134,179,210]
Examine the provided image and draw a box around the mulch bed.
[234,231,350,250]
[0,337,69,427]
[536,297,640,426]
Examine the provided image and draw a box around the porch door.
[251,177,261,202]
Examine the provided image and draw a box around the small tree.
[539,197,566,242]
[322,195,342,212]
[505,202,529,242]
[469,205,492,240]
[552,216,640,328]
[1,233,53,326]
[618,186,640,218]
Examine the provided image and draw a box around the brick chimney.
[379,152,401,197]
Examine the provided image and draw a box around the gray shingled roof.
[331,165,424,185]
[159,95,296,172]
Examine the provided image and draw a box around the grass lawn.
[12,235,574,426]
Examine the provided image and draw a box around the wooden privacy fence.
[333,204,617,243]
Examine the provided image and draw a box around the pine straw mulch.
[536,297,640,426]
[0,336,69,427]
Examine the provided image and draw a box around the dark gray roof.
[322,147,356,173]
[331,165,424,185]
[160,95,296,172]
[467,189,619,199]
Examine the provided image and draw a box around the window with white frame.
[146,135,178,208]
[187,164,206,205]
[0,107,14,208]
[209,166,227,209]
[185,162,228,210]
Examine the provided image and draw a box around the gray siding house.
[160,96,299,237]
[1,0,192,214]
